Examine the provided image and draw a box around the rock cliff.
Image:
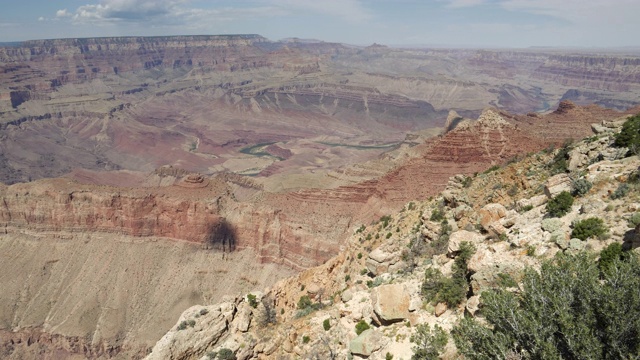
[143,112,640,360]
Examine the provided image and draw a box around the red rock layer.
[0,103,635,270]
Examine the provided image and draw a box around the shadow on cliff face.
[206,218,236,253]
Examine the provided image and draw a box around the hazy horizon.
[1,0,639,48]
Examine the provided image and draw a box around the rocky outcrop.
[371,284,411,323]
[544,174,572,198]
[349,329,387,357]
[142,122,640,360]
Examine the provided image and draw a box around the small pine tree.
[247,293,258,308]
[614,114,640,153]
[546,191,574,217]
[571,217,608,240]
[452,253,640,359]
[411,323,448,360]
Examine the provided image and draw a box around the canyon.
[1,35,639,358]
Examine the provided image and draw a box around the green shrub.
[302,335,311,344]
[355,320,371,335]
[366,277,385,288]
[421,268,443,301]
[629,213,640,228]
[483,165,501,174]
[599,242,629,274]
[323,318,331,331]
[572,178,593,197]
[295,295,322,318]
[547,141,572,175]
[571,217,608,240]
[386,352,394,360]
[216,348,236,360]
[452,253,640,360]
[614,114,640,153]
[386,232,392,239]
[344,274,351,282]
[611,183,630,199]
[295,306,316,319]
[247,294,258,308]
[356,224,366,233]
[297,295,312,310]
[421,242,475,307]
[546,191,574,217]
[434,277,467,307]
[410,323,448,360]
[430,208,445,222]
[520,204,534,213]
[357,252,363,259]
[462,176,473,188]
[496,273,517,288]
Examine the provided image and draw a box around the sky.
[0,0,638,48]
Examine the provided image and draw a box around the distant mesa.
[554,100,578,114]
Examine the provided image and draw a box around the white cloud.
[56,0,372,27]
[67,0,185,22]
[56,9,71,18]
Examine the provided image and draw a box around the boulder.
[453,204,473,221]
[145,303,235,360]
[434,302,447,317]
[516,195,548,211]
[371,284,410,322]
[580,200,606,214]
[448,230,485,254]
[487,222,508,237]
[544,174,572,198]
[234,304,252,332]
[341,289,353,303]
[349,329,387,357]
[591,123,611,134]
[366,248,400,276]
[306,283,321,297]
[466,295,480,316]
[421,221,441,241]
[478,203,507,230]
[568,151,589,171]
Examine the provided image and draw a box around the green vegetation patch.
[546,191,574,217]
[452,252,640,359]
[571,217,608,241]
